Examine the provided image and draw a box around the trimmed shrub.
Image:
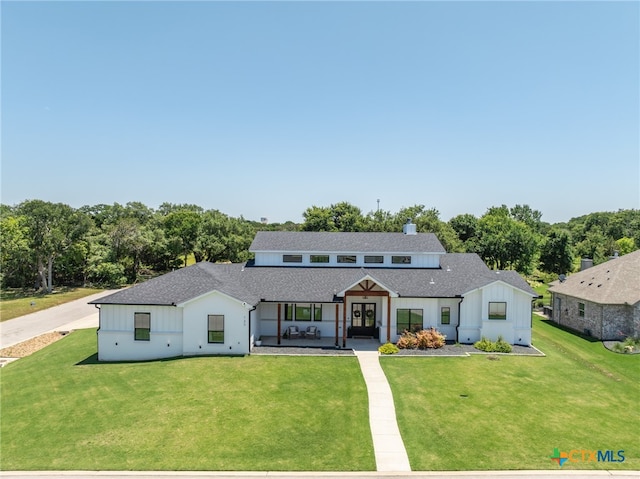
[494,335,513,353]
[397,328,446,350]
[396,331,417,349]
[415,328,446,349]
[378,342,399,355]
[474,336,512,353]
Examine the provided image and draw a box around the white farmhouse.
[92,222,537,361]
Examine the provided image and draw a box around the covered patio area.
[252,335,381,354]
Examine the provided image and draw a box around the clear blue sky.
[2,1,638,224]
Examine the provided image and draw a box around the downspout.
[94,304,101,331]
[248,304,257,352]
[455,295,463,343]
[386,293,391,343]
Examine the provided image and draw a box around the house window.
[337,255,357,263]
[284,304,293,321]
[310,255,329,263]
[392,255,412,264]
[208,314,224,343]
[397,309,423,333]
[295,303,312,321]
[134,312,150,341]
[441,307,450,325]
[364,255,384,264]
[578,302,585,317]
[488,302,507,320]
[313,304,323,321]
[283,254,302,263]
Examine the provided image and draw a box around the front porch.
[252,335,381,354]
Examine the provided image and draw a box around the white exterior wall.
[390,297,440,342]
[253,252,441,268]
[182,291,251,356]
[97,304,183,361]
[459,290,483,343]
[436,298,462,342]
[461,281,533,345]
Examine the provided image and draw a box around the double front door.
[351,303,376,337]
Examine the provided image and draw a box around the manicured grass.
[0,287,103,322]
[0,329,374,471]
[381,315,639,471]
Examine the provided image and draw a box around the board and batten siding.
[478,281,532,345]
[390,297,439,341]
[181,290,252,356]
[458,290,482,344]
[97,304,183,361]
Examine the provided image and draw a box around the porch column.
[386,292,391,343]
[342,295,347,348]
[335,303,339,347]
[277,303,281,345]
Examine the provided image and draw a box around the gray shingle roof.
[250,231,446,253]
[91,254,536,306]
[548,250,640,305]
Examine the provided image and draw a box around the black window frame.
[337,255,357,264]
[283,254,303,263]
[396,308,423,333]
[313,304,323,322]
[134,312,150,341]
[392,255,412,264]
[441,307,451,325]
[488,302,507,320]
[310,255,330,263]
[208,314,224,343]
[364,255,384,264]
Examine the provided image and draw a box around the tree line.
[1,200,638,292]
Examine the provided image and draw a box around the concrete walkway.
[355,350,412,472]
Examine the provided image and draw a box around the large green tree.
[0,213,32,288]
[539,229,574,275]
[16,200,91,292]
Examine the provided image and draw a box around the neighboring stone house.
[91,222,537,361]
[548,250,640,340]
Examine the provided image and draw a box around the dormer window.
[337,255,357,264]
[365,255,384,264]
[310,255,329,263]
[283,254,302,263]
[392,255,412,264]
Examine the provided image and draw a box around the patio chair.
[286,325,300,339]
[305,326,321,339]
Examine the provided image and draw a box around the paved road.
[0,290,117,349]
[1,471,638,478]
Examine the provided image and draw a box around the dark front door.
[351,303,376,337]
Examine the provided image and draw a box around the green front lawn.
[0,330,374,471]
[382,315,639,471]
[2,315,638,471]
[0,287,103,322]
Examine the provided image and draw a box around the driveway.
[0,289,117,349]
